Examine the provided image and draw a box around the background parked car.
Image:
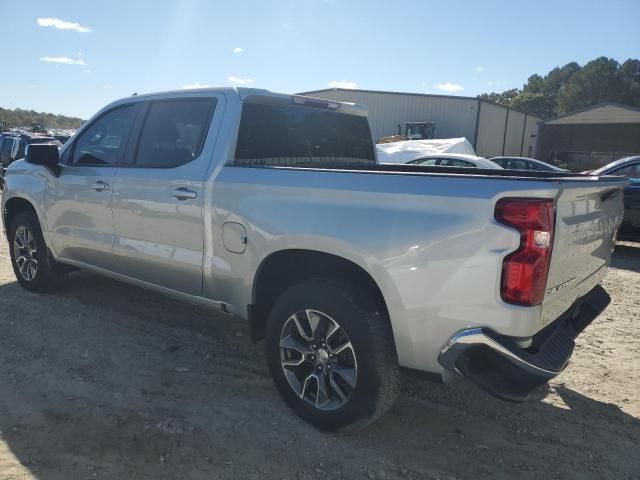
[490,156,570,172]
[14,134,62,161]
[0,134,19,167]
[406,153,503,169]
[589,156,640,240]
[52,134,72,145]
[0,134,20,191]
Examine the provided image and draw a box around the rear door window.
[509,159,528,170]
[409,158,438,165]
[234,100,375,166]
[17,140,27,159]
[134,98,216,168]
[441,158,476,167]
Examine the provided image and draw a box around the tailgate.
[540,178,627,327]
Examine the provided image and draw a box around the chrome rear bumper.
[438,284,610,401]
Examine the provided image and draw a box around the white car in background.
[405,153,503,169]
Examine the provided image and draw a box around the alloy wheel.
[14,226,38,281]
[279,309,358,411]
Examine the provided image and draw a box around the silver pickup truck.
[1,88,627,431]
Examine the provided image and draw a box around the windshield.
[592,156,639,175]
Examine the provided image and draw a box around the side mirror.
[25,143,60,176]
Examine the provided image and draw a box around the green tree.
[510,91,554,119]
[0,107,84,130]
[543,62,580,99]
[478,88,519,106]
[556,57,622,113]
[523,73,545,94]
[478,57,640,119]
[617,59,640,108]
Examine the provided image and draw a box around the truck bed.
[247,162,626,182]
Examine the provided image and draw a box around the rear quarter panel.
[208,166,561,372]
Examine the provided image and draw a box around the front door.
[111,95,221,296]
[46,104,139,269]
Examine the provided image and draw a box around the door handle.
[171,187,197,200]
[91,181,109,191]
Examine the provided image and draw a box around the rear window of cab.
[234,100,375,166]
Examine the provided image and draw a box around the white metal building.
[297,88,542,158]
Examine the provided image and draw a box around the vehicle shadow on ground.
[0,272,639,479]
[611,242,640,273]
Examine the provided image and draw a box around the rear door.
[110,94,223,296]
[540,178,628,327]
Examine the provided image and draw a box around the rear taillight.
[495,198,555,306]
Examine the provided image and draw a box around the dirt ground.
[0,221,638,480]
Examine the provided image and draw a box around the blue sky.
[2,0,639,119]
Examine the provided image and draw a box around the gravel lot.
[0,217,638,480]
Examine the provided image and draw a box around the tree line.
[0,106,84,130]
[479,56,640,119]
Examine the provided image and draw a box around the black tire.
[8,211,61,292]
[265,277,400,432]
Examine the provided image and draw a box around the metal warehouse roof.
[298,88,536,117]
[545,103,640,125]
[299,87,483,102]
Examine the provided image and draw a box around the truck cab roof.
[101,87,368,116]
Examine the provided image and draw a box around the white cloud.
[475,66,485,72]
[420,81,427,86]
[182,82,212,89]
[227,75,254,85]
[327,80,358,89]
[232,47,243,54]
[84,69,91,73]
[37,17,91,33]
[434,82,464,92]
[40,56,87,65]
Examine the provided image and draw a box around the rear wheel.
[9,211,62,292]
[265,278,399,431]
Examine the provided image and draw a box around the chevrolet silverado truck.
[1,88,627,431]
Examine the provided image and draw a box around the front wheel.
[9,211,62,292]
[265,278,400,431]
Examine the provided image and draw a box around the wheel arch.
[3,196,40,237]
[249,249,392,343]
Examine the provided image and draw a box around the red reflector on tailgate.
[495,198,555,306]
